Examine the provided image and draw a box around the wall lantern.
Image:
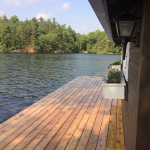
[115,11,137,60]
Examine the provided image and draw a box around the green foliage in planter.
[106,69,123,83]
[107,60,121,69]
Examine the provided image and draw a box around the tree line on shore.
[0,15,121,54]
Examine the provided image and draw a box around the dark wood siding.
[122,43,141,150]
[122,1,150,149]
[136,0,150,149]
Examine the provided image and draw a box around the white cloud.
[62,2,70,9]
[36,12,53,20]
[0,10,5,16]
[2,0,39,6]
[75,25,87,33]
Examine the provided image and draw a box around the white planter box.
[102,77,126,99]
[112,65,121,71]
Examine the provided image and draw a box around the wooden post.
[136,0,150,149]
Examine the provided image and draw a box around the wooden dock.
[0,76,125,150]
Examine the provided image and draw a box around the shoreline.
[0,51,121,55]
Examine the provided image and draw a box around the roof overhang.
[88,0,142,46]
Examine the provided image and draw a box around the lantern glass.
[119,21,135,37]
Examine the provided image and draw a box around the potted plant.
[102,69,126,99]
[107,60,121,71]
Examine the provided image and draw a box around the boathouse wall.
[122,41,141,150]
[122,0,150,149]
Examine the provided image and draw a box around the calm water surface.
[0,53,120,123]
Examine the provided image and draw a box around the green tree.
[39,17,44,22]
[0,15,120,54]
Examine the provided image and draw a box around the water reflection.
[0,53,120,123]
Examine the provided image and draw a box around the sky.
[0,0,104,34]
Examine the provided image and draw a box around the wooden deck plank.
[0,77,125,150]
[96,99,112,150]
[106,99,117,148]
[106,147,115,150]
[64,80,102,150]
[14,77,99,150]
[86,96,107,150]
[55,88,103,150]
[13,77,96,150]
[117,99,122,109]
[0,77,89,149]
[75,89,103,150]
[33,78,100,150]
[0,76,84,132]
[116,99,125,150]
[112,99,118,106]
[45,80,103,150]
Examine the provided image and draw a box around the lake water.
[0,53,120,123]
